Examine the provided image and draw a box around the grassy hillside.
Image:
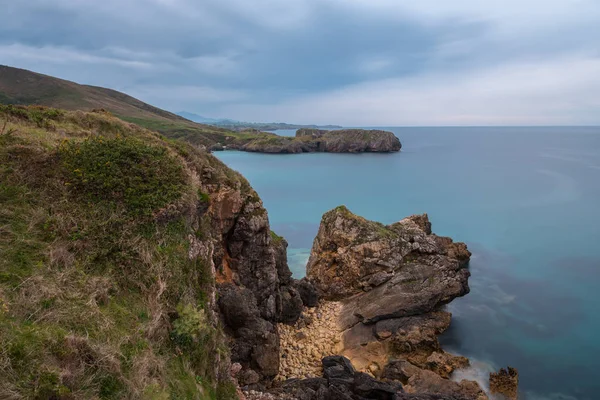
[0,66,262,148]
[0,105,244,399]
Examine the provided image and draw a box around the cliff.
[0,105,312,398]
[263,206,517,400]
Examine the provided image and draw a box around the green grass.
[0,105,241,399]
[60,136,186,216]
[270,230,284,244]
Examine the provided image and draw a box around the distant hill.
[177,111,342,131]
[176,111,223,124]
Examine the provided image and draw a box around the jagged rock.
[425,352,469,379]
[293,278,319,308]
[241,129,401,154]
[320,130,402,153]
[274,356,481,400]
[307,207,470,307]
[210,187,316,381]
[352,372,403,399]
[218,285,280,378]
[278,286,304,323]
[381,360,422,384]
[323,356,356,385]
[404,369,488,400]
[296,207,485,398]
[489,367,519,400]
[273,235,292,286]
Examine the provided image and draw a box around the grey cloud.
[1,0,598,123]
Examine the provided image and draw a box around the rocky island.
[222,128,402,154]
[0,105,515,399]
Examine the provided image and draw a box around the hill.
[0,65,260,148]
[177,111,342,132]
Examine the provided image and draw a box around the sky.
[1,0,600,126]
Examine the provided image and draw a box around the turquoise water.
[215,127,600,399]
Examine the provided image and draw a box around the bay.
[215,126,600,399]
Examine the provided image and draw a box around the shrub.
[60,136,186,216]
[171,304,211,349]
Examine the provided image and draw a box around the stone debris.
[276,301,342,380]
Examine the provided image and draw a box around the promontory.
[222,128,402,154]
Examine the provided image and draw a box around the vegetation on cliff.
[0,105,246,399]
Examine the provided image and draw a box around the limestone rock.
[404,369,488,400]
[489,367,519,400]
[241,129,401,154]
[293,278,319,308]
[425,352,469,379]
[307,207,470,309]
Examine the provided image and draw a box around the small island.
[214,128,402,154]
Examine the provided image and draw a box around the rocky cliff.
[259,206,518,400]
[0,105,314,398]
[232,129,401,154]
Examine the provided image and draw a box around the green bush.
[60,136,186,215]
[171,304,211,348]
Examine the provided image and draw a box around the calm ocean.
[215,127,600,399]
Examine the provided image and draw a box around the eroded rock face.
[239,129,402,154]
[489,367,519,400]
[208,183,318,382]
[297,206,491,399]
[320,129,402,153]
[307,207,471,308]
[404,369,488,400]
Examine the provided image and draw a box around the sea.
[214,127,600,400]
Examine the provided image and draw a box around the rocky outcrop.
[211,196,510,398]
[235,129,401,154]
[489,367,519,399]
[318,129,402,153]
[307,207,470,304]
[277,206,494,399]
[208,182,318,383]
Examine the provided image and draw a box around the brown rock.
[405,369,488,400]
[490,367,519,400]
[425,352,470,379]
[307,207,470,325]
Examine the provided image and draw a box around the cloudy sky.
[2,0,600,125]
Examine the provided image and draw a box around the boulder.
[489,367,519,400]
[293,278,319,307]
[218,285,280,379]
[404,369,488,400]
[278,285,304,323]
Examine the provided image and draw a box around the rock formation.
[233,129,401,154]
[264,206,493,399]
[209,187,318,384]
[489,367,519,399]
